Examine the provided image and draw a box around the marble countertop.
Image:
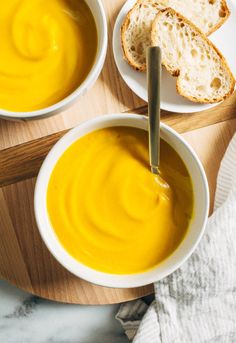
[0,280,130,343]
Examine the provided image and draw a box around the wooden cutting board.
[0,0,236,304]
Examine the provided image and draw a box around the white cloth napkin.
[116,134,236,343]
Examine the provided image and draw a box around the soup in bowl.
[34,114,209,288]
[0,0,107,120]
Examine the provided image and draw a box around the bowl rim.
[34,113,210,288]
[0,0,107,120]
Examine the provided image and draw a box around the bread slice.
[151,8,235,103]
[121,0,230,71]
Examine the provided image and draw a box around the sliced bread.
[151,8,235,103]
[121,0,230,71]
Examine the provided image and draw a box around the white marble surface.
[0,280,130,343]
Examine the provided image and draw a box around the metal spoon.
[147,46,161,175]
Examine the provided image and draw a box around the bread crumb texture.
[121,0,230,71]
[151,8,235,103]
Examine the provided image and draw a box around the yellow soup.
[0,0,97,112]
[47,127,194,274]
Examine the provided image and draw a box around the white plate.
[113,0,236,113]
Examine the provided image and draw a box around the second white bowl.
[0,0,107,121]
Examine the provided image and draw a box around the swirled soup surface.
[0,0,97,111]
[47,127,194,274]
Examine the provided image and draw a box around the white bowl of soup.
[0,0,107,120]
[34,113,209,288]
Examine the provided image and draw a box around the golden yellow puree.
[0,0,97,111]
[47,127,194,274]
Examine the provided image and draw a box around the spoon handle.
[147,46,161,175]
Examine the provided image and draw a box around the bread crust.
[121,0,230,72]
[121,0,157,72]
[206,0,230,35]
[151,8,235,103]
[121,2,142,71]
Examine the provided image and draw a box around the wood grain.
[1,119,236,304]
[0,130,67,187]
[133,92,236,132]
[0,0,148,304]
[0,0,236,304]
[0,190,33,292]
[1,95,236,188]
